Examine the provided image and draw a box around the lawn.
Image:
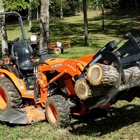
[0,9,140,140]
[0,99,140,140]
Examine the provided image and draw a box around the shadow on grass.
[5,9,140,48]
[88,9,140,36]
[48,9,140,47]
[69,103,140,137]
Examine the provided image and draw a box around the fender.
[0,69,27,94]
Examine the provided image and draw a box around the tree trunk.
[134,0,139,12]
[83,0,88,46]
[60,0,63,18]
[28,8,32,31]
[101,1,105,31]
[37,7,39,21]
[96,0,99,9]
[40,0,49,50]
[0,7,8,55]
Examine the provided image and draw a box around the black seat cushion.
[11,42,35,71]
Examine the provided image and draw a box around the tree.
[101,0,105,30]
[3,0,40,31]
[50,0,78,17]
[2,0,49,50]
[83,0,88,46]
[39,0,49,49]
[0,0,28,54]
[27,0,40,31]
[2,0,28,11]
[0,2,8,54]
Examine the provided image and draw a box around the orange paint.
[0,69,27,94]
[100,104,111,109]
[64,77,76,95]
[77,54,95,62]
[0,95,7,109]
[23,106,46,124]
[21,93,34,99]
[37,72,48,105]
[48,71,65,84]
[47,104,58,123]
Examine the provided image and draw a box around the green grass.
[0,9,140,140]
[0,98,140,140]
[6,10,140,58]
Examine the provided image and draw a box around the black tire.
[0,77,22,112]
[45,95,71,128]
[61,48,64,53]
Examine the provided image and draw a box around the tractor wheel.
[45,95,71,128]
[0,77,22,112]
[54,48,61,55]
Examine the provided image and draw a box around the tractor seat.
[11,42,35,71]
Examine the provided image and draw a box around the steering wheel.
[34,48,48,56]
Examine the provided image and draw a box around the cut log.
[75,63,140,99]
[87,63,119,86]
[74,78,112,99]
[124,66,140,82]
[74,78,91,100]
[86,63,140,97]
[87,63,140,86]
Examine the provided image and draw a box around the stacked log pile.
[75,63,140,100]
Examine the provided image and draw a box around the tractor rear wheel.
[0,77,22,112]
[45,95,71,128]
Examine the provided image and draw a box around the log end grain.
[75,79,91,100]
[87,63,103,85]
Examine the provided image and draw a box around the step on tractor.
[0,11,140,128]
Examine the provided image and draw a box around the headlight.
[30,34,37,42]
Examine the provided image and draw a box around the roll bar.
[0,11,28,49]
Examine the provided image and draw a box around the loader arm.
[76,33,140,82]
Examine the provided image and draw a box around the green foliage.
[2,0,28,11]
[50,0,80,16]
[88,0,119,10]
[49,0,121,15]
[89,0,140,10]
[28,0,40,9]
[2,0,40,11]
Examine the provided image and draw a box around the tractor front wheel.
[0,77,22,112]
[45,95,71,128]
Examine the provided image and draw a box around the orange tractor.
[0,11,140,128]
